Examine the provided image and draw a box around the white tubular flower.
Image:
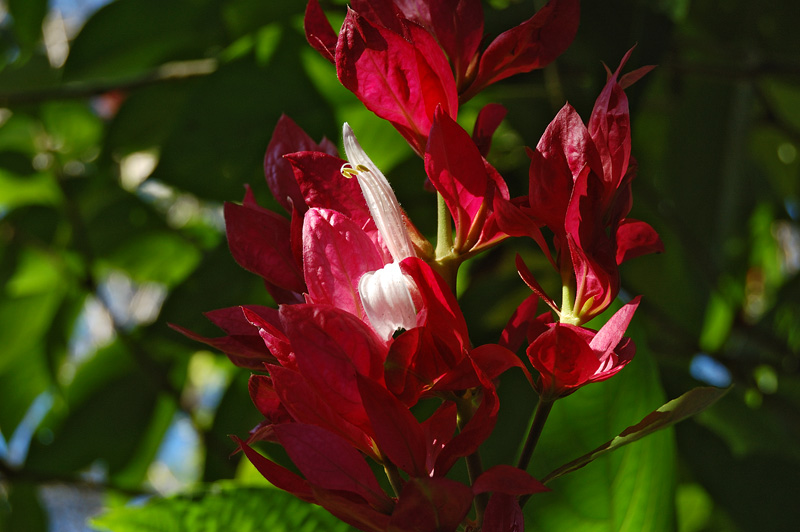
[358,262,418,341]
[341,122,415,262]
[341,123,419,340]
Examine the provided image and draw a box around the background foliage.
[1,0,799,531]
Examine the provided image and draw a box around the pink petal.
[240,306,294,369]
[169,305,280,370]
[463,0,579,99]
[279,304,386,424]
[615,218,664,264]
[589,296,641,357]
[302,208,384,317]
[351,0,406,35]
[269,364,376,457]
[527,323,599,396]
[304,0,338,63]
[529,103,602,231]
[336,9,457,155]
[515,255,559,314]
[588,48,638,193]
[427,0,484,87]
[312,488,392,532]
[500,294,540,353]
[357,375,427,477]
[264,115,335,214]
[273,423,391,509]
[233,436,315,502]
[400,257,469,355]
[248,375,292,425]
[421,402,458,474]
[224,200,305,294]
[492,196,555,268]
[285,151,378,243]
[433,360,499,475]
[473,103,507,157]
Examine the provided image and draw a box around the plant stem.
[456,392,488,527]
[516,398,554,472]
[433,191,461,292]
[435,192,453,258]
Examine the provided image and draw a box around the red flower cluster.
[495,49,664,400]
[175,0,664,530]
[306,0,578,155]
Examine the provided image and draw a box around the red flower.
[305,0,579,154]
[497,49,663,324]
[527,297,640,400]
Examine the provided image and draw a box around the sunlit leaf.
[90,484,357,532]
[542,386,729,484]
[0,169,61,210]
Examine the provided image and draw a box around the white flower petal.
[358,262,417,341]
[342,123,415,262]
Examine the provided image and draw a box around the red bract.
[168,305,280,370]
[527,297,640,400]
[498,50,662,323]
[264,114,338,215]
[425,106,511,256]
[336,9,458,156]
[474,465,549,532]
[307,0,578,155]
[459,0,580,101]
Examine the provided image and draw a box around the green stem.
[516,398,554,473]
[559,252,581,325]
[456,392,488,527]
[434,191,460,292]
[435,192,453,260]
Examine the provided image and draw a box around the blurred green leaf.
[5,246,63,296]
[0,290,62,430]
[25,347,160,475]
[90,484,357,532]
[6,0,47,53]
[40,101,104,160]
[101,231,201,287]
[0,113,41,154]
[63,0,224,82]
[0,482,47,532]
[0,169,61,211]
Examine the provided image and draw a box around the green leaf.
[542,386,730,484]
[24,342,159,475]
[7,0,47,52]
[102,231,201,287]
[0,482,47,532]
[40,101,104,160]
[0,169,61,211]
[90,484,357,532]
[64,0,224,82]
[524,325,677,532]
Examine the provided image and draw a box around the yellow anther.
[341,163,371,179]
[340,163,358,179]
